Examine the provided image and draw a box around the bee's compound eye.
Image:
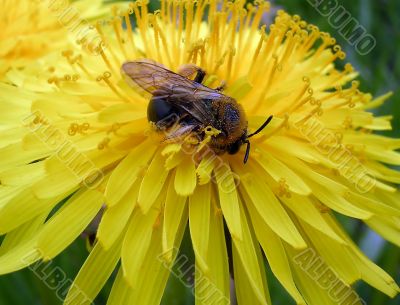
[147,97,174,123]
[227,140,242,155]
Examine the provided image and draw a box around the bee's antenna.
[243,140,250,164]
[247,115,273,138]
[243,115,272,163]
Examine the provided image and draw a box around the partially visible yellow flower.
[0,0,109,77]
[0,1,399,305]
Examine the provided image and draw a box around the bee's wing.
[162,123,199,143]
[121,60,229,125]
[121,60,224,98]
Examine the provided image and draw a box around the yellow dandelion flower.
[0,0,109,78]
[1,1,400,305]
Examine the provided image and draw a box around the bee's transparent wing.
[162,123,200,143]
[121,60,229,125]
[122,60,231,99]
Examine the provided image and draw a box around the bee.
[121,59,273,163]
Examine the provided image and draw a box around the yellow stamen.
[124,9,138,55]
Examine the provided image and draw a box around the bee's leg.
[215,80,226,92]
[194,69,206,84]
[177,64,206,84]
[162,124,197,143]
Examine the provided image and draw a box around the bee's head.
[227,136,246,155]
[231,115,273,164]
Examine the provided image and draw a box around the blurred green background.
[0,0,399,304]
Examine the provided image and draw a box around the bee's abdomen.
[147,97,174,123]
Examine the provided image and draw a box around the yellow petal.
[306,178,372,219]
[377,190,400,210]
[64,238,122,305]
[0,85,32,123]
[0,161,45,186]
[325,215,400,297]
[0,142,49,171]
[117,119,149,137]
[234,162,306,249]
[284,155,349,194]
[105,139,156,207]
[0,188,66,234]
[0,212,46,255]
[366,216,400,247]
[255,149,312,196]
[343,133,400,150]
[300,220,361,284]
[105,268,131,305]
[362,92,393,110]
[321,108,373,129]
[247,199,306,305]
[0,126,27,149]
[214,162,242,240]
[346,192,400,217]
[194,201,230,305]
[161,143,182,156]
[365,160,400,184]
[281,193,345,244]
[138,150,169,214]
[286,246,348,305]
[266,137,320,164]
[174,156,197,196]
[121,211,186,305]
[189,183,211,273]
[107,267,132,305]
[365,116,392,131]
[31,95,93,118]
[98,103,145,123]
[33,168,81,199]
[162,174,187,260]
[0,238,41,275]
[165,150,185,170]
[365,147,400,165]
[196,152,216,185]
[37,189,104,259]
[0,185,23,208]
[34,150,123,199]
[121,207,160,287]
[97,182,139,249]
[233,245,271,305]
[232,199,271,305]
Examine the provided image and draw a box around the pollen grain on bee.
[158,113,241,194]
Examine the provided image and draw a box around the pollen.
[276,178,291,198]
[107,123,121,135]
[1,2,399,305]
[68,123,90,136]
[97,137,110,150]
